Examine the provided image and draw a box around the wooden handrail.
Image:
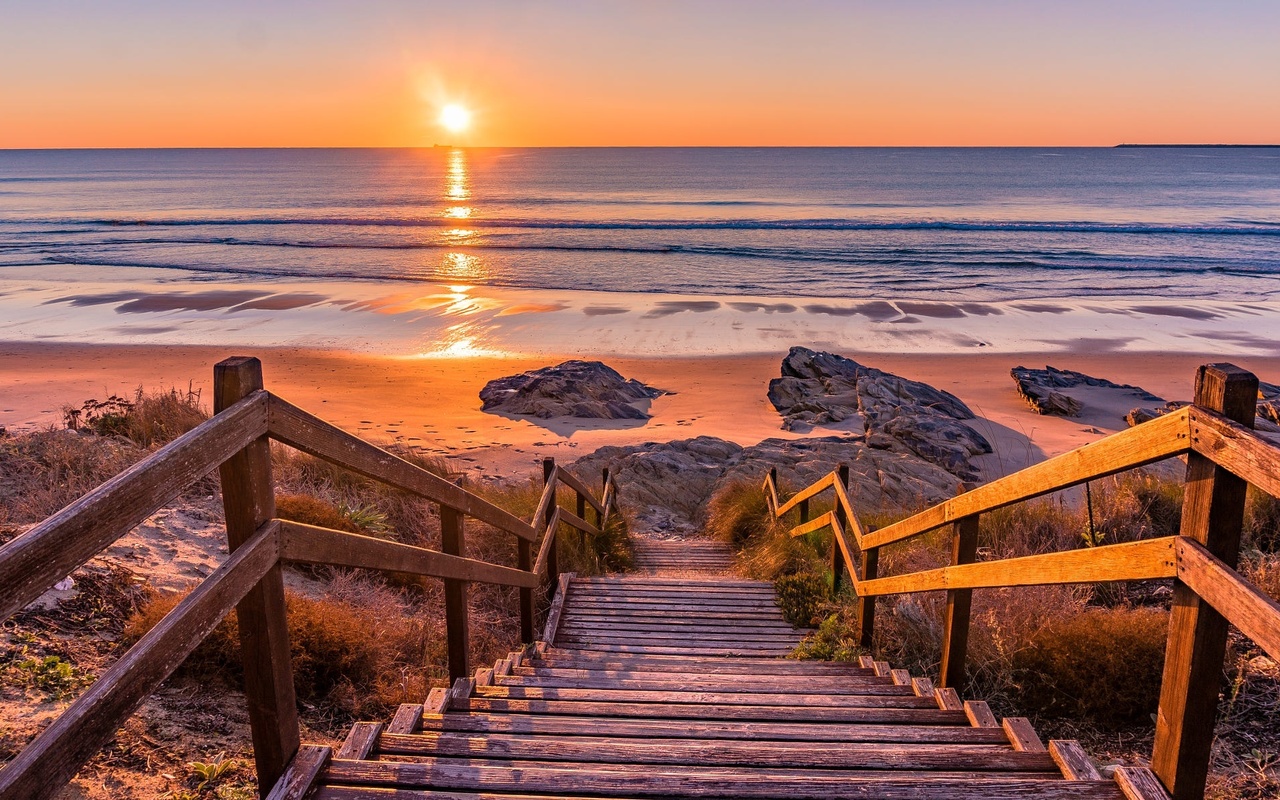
[268,395,536,542]
[862,408,1193,550]
[0,391,269,621]
[278,521,541,589]
[761,364,1280,800]
[0,356,624,800]
[0,519,281,799]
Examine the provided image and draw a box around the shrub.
[64,385,209,448]
[706,479,772,547]
[774,572,827,627]
[1245,486,1280,553]
[793,606,865,662]
[275,493,360,533]
[124,582,440,718]
[0,429,140,523]
[1013,607,1168,726]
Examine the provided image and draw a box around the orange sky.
[2,1,1278,148]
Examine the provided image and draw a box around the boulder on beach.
[571,435,960,535]
[479,360,666,420]
[1128,379,1280,434]
[766,346,991,480]
[1011,366,1162,417]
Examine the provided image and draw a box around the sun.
[439,104,471,134]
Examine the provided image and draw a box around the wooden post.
[517,537,534,644]
[214,357,299,796]
[1152,364,1257,800]
[600,467,611,526]
[831,464,850,594]
[858,544,879,649]
[542,458,558,606]
[939,514,980,688]
[440,505,469,682]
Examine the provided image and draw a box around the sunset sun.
[439,103,471,134]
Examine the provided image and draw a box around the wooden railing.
[764,363,1280,800]
[0,356,618,800]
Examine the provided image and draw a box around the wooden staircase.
[289,539,1166,799]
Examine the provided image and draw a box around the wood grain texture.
[0,521,279,800]
[1003,718,1047,753]
[268,394,534,541]
[216,357,299,794]
[1049,740,1102,780]
[860,537,1178,596]
[965,701,1000,729]
[279,521,538,589]
[0,391,267,622]
[553,467,606,517]
[1188,406,1280,500]
[788,510,837,539]
[1153,364,1256,800]
[940,515,979,689]
[776,472,834,517]
[1114,766,1174,800]
[1176,537,1280,662]
[541,572,573,644]
[264,745,331,800]
[863,409,1192,550]
[336,723,383,760]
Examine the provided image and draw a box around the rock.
[480,360,665,420]
[767,347,991,480]
[1011,366,1162,418]
[571,435,960,534]
[1125,401,1188,428]
[1128,397,1280,435]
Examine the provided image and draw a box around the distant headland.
[1115,143,1280,148]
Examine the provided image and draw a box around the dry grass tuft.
[706,479,774,546]
[125,577,443,720]
[1012,607,1169,726]
[0,429,141,524]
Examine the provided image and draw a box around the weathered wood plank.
[533,508,560,578]
[1050,740,1102,780]
[472,685,932,708]
[860,537,1178,595]
[0,521,279,800]
[541,572,573,644]
[1176,537,1280,663]
[318,760,1119,798]
[497,674,901,695]
[776,472,834,517]
[1154,364,1256,800]
[336,723,383,760]
[935,687,963,711]
[1114,766,1174,799]
[0,390,267,622]
[387,704,425,735]
[268,395,535,541]
[1188,406,1280,501]
[940,514,979,688]
[965,701,999,728]
[788,511,837,539]
[422,713,1001,743]
[376,732,1058,771]
[279,521,539,589]
[454,697,966,724]
[863,409,1192,550]
[557,506,601,537]
[265,745,331,800]
[1003,718,1047,753]
[553,466,606,517]
[421,713,1005,743]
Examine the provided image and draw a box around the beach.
[6,340,1276,482]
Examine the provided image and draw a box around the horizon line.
[4,143,1280,152]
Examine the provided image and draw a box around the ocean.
[3,147,1280,302]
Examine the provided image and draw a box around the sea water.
[3,147,1279,302]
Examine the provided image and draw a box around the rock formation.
[480,360,665,420]
[1011,366,1162,417]
[572,435,961,535]
[767,347,991,480]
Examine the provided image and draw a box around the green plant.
[275,493,360,533]
[189,753,238,791]
[15,654,90,698]
[342,502,391,535]
[793,606,865,662]
[774,572,827,627]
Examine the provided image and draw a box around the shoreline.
[6,341,1278,482]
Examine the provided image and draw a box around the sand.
[5,341,1277,482]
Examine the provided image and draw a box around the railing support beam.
[1153,363,1257,800]
[214,357,299,796]
[939,514,979,689]
[831,464,850,594]
[441,505,470,681]
[543,458,559,607]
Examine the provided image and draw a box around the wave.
[5,216,1280,236]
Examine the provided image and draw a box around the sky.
[2,0,1278,148]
